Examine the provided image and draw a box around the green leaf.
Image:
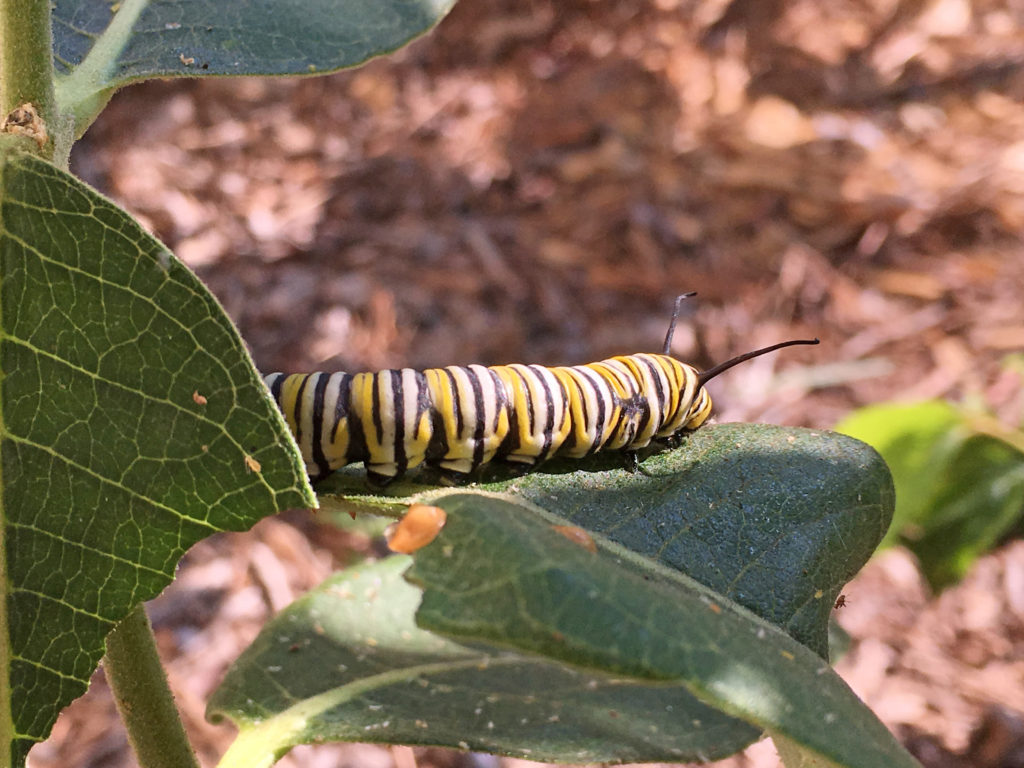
[53,0,457,135]
[837,401,1024,589]
[405,492,915,768]
[0,143,315,766]
[209,557,761,767]
[905,434,1024,588]
[836,401,966,548]
[318,424,894,658]
[211,426,912,767]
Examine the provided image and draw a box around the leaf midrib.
[54,0,151,114]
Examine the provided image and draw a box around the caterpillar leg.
[662,431,685,450]
[365,468,398,488]
[623,451,655,477]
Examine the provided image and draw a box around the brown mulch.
[30,0,1024,766]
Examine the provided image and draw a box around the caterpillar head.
[661,293,818,429]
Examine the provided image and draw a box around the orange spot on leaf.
[386,504,447,554]
[551,525,597,553]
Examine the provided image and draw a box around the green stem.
[105,604,201,768]
[0,0,56,154]
[53,0,149,141]
[216,657,515,768]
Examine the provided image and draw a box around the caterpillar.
[266,294,818,485]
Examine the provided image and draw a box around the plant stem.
[0,0,56,153]
[105,604,201,768]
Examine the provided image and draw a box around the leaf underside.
[52,0,457,85]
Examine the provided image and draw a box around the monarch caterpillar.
[266,294,817,485]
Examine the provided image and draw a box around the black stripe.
[519,367,536,435]
[488,367,507,430]
[488,367,512,458]
[310,374,331,478]
[336,374,367,462]
[562,370,584,453]
[510,367,534,454]
[533,365,557,459]
[427,369,449,462]
[467,367,486,469]
[444,368,465,439]
[416,370,432,413]
[413,369,431,459]
[371,373,385,446]
[595,367,625,449]
[643,356,667,418]
[589,371,607,453]
[391,371,408,474]
[268,373,284,402]
[632,357,660,438]
[665,360,683,422]
[331,374,350,439]
[293,374,311,445]
[620,393,643,448]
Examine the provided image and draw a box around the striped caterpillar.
[266,295,817,484]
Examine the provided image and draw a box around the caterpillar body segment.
[549,364,620,458]
[424,364,510,474]
[491,363,572,466]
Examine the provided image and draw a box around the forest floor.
[28,0,1024,766]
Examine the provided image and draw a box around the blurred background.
[31,0,1024,766]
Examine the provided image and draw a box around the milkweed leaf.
[53,0,457,135]
[209,557,762,767]
[318,424,890,657]
[838,401,1024,589]
[211,425,914,767]
[0,144,315,766]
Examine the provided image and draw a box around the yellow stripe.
[687,388,713,429]
[277,374,305,439]
[425,367,463,469]
[551,366,613,457]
